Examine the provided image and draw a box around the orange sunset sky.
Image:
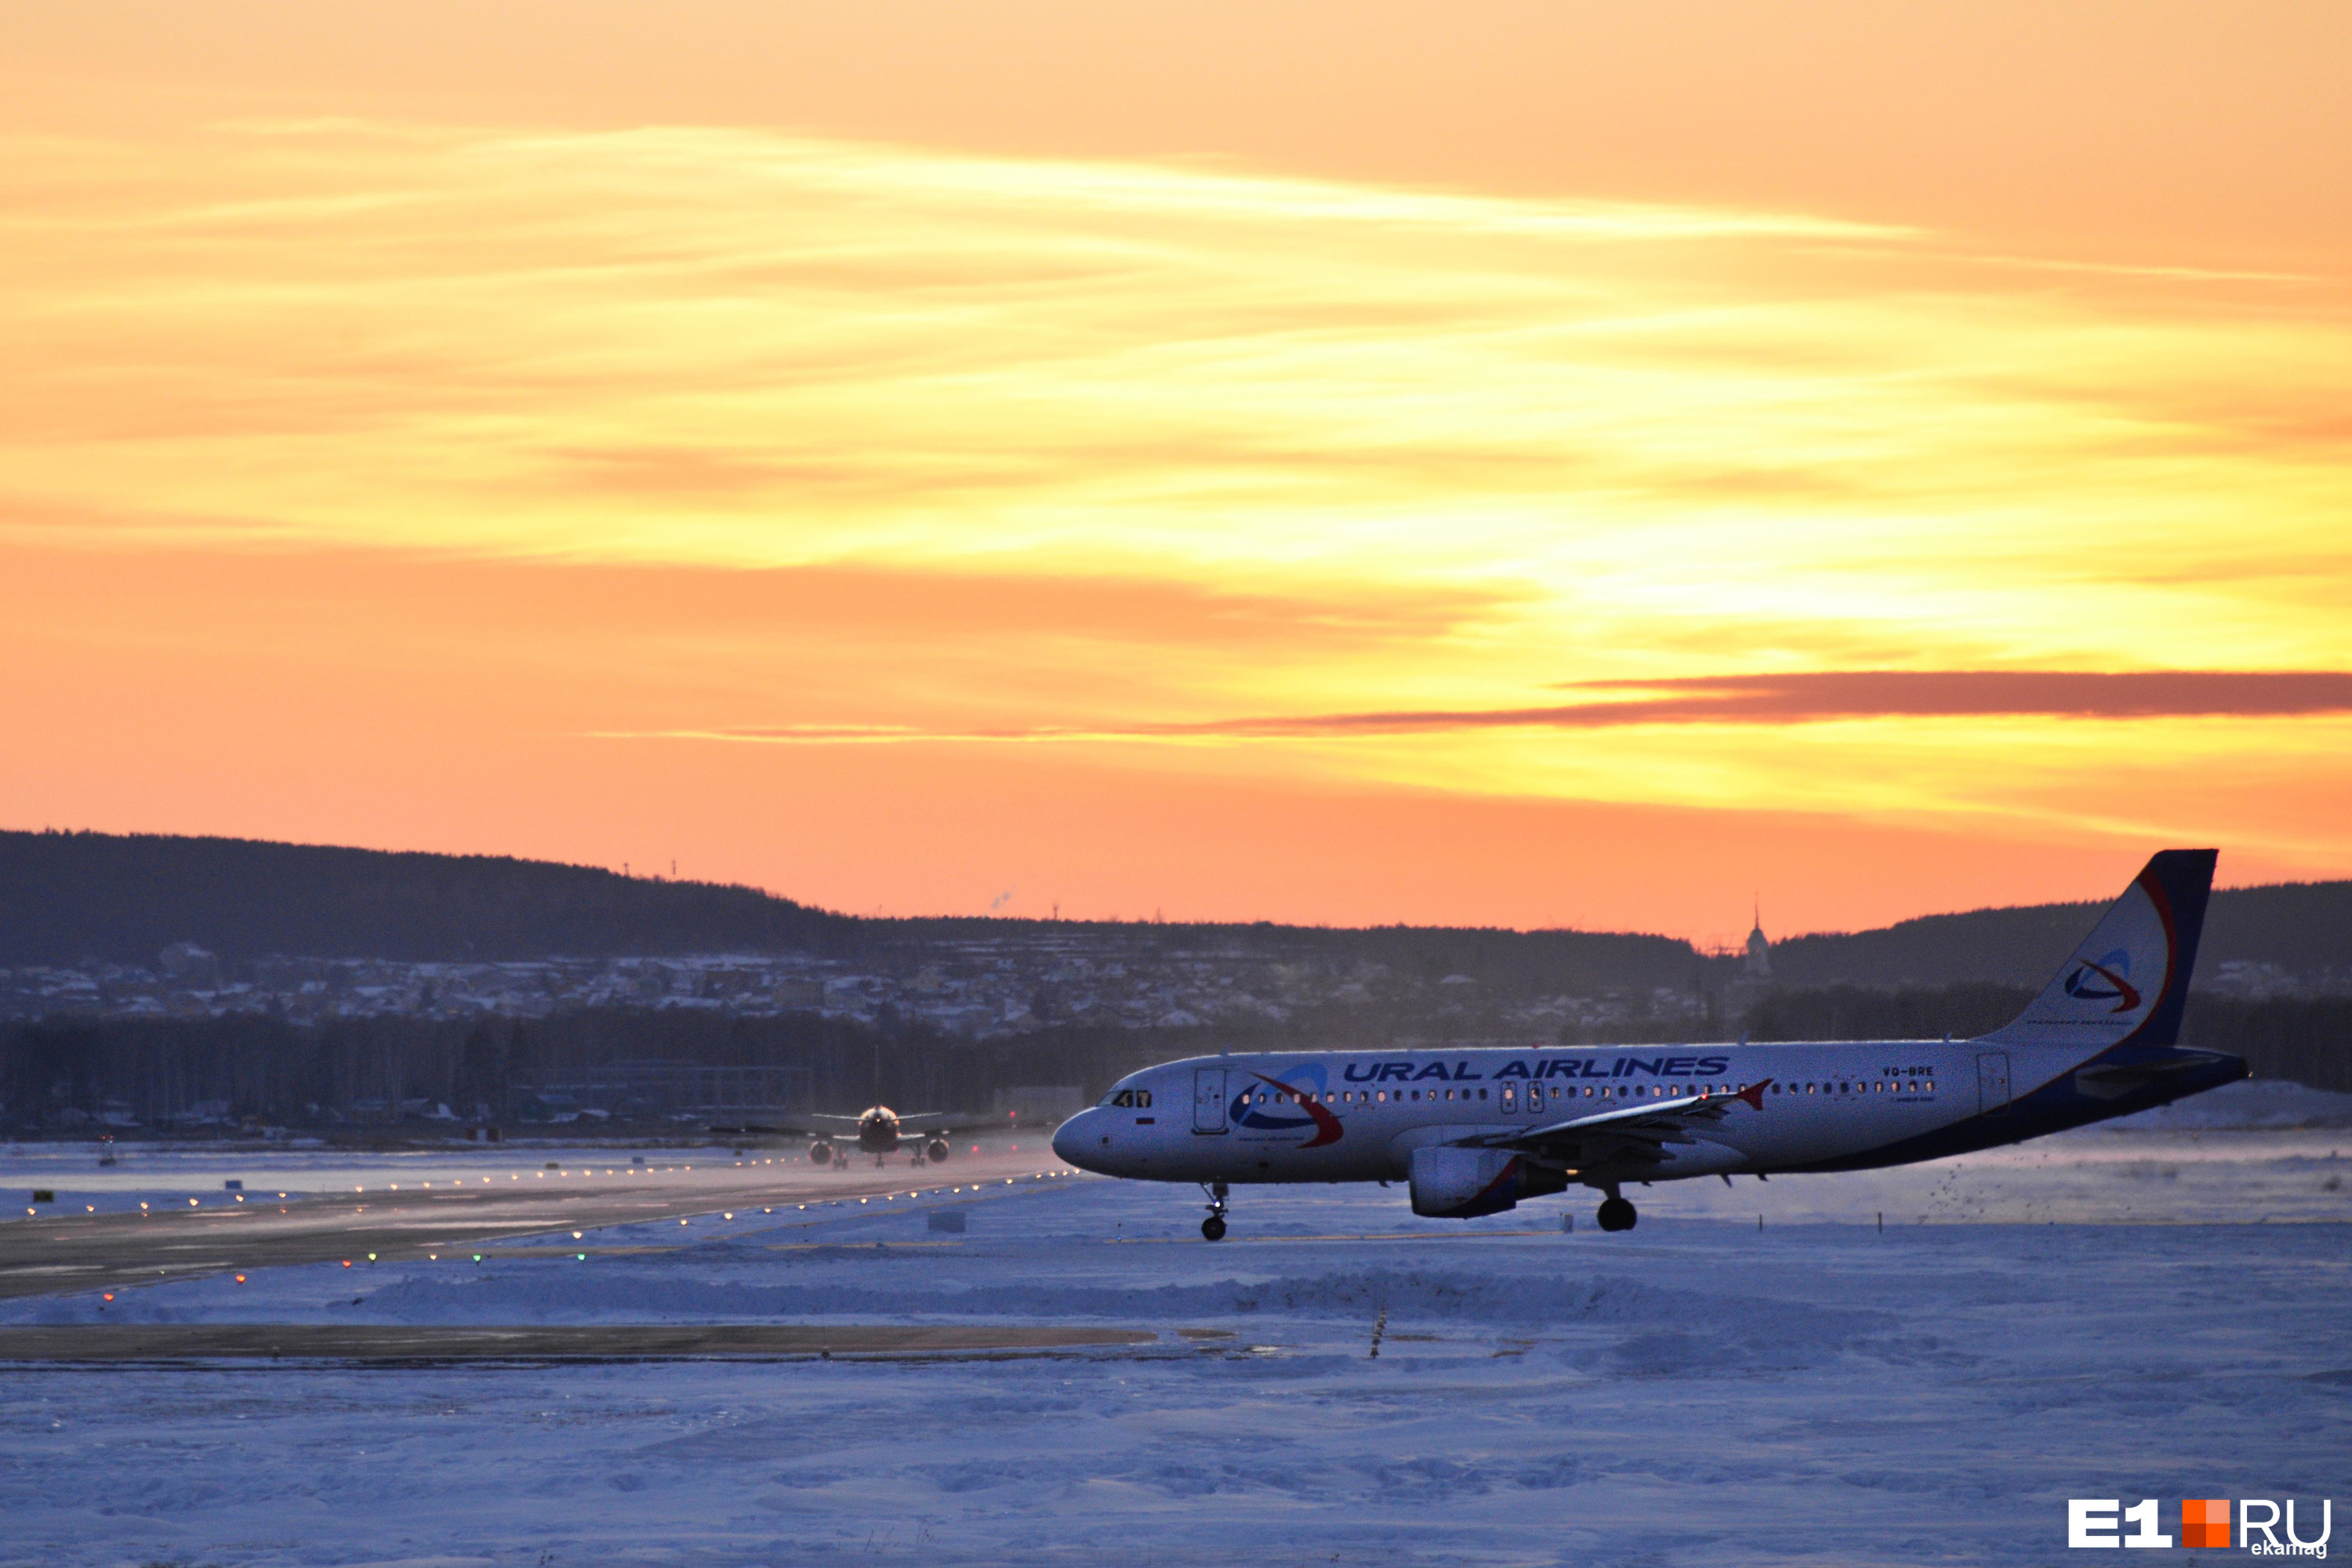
[3,2,2348,947]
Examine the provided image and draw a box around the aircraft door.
[1192,1069,1229,1134]
[1976,1052,2013,1115]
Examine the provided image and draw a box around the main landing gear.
[1595,1191,1639,1232]
[1201,1181,1229,1241]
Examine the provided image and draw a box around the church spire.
[1743,896,1772,979]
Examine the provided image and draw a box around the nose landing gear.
[1200,1181,1229,1241]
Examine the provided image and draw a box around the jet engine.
[924,1138,951,1163]
[809,1140,834,1165]
[1408,1146,1566,1218]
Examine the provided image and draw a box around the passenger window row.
[1245,1081,1775,1108]
[1770,1080,1934,1096]
[1201,1075,1937,1112]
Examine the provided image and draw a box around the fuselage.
[855,1107,902,1155]
[1052,1036,2246,1188]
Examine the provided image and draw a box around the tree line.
[0,1009,1181,1134]
[3,985,2342,1133]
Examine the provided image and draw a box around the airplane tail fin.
[1984,849,2216,1051]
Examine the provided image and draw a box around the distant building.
[771,978,826,1009]
[1743,906,1773,981]
[157,942,220,985]
[992,1085,1089,1127]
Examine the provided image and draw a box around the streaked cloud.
[671,671,2352,742]
[1,110,2347,923]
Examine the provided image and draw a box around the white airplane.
[1052,851,2243,1239]
[712,1107,968,1167]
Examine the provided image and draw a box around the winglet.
[1736,1079,1771,1111]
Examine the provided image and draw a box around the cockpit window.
[1109,1089,1134,1107]
[1134,1089,1152,1108]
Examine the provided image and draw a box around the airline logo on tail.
[1987,857,2199,1045]
[2062,950,2143,1013]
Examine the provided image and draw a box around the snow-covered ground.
[2,1085,2348,1566]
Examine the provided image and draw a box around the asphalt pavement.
[0,1145,1073,1300]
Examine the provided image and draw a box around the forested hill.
[0,829,1709,989]
[0,831,855,963]
[5,829,2344,990]
[1766,880,2352,990]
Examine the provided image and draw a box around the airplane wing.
[706,1116,862,1137]
[1461,1080,1773,1171]
[706,1112,992,1137]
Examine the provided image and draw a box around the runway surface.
[0,1145,1072,1301]
[0,1323,1157,1361]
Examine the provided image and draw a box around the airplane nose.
[1051,1112,1091,1169]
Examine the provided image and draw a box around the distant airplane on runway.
[713,1107,985,1167]
[1054,851,2245,1239]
